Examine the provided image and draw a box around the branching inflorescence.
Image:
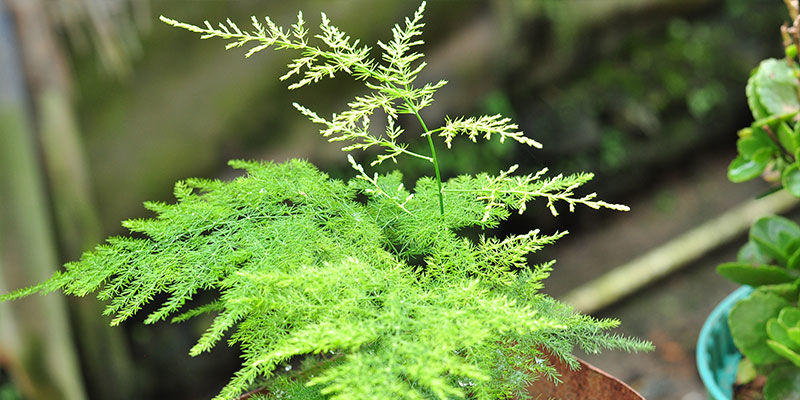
[2,3,651,400]
[159,3,561,216]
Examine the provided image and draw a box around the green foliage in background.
[2,3,651,399]
[0,383,21,400]
[518,0,783,183]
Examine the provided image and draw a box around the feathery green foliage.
[3,3,652,399]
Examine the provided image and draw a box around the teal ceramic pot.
[696,286,753,400]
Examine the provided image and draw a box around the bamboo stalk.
[561,190,799,314]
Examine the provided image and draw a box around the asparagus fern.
[3,3,652,399]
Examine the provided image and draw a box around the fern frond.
[445,165,630,221]
[1,159,648,399]
[376,2,428,87]
[162,5,448,177]
[438,114,542,149]
[347,155,414,214]
[0,5,652,400]
[171,300,224,323]
[471,230,566,285]
[0,271,65,302]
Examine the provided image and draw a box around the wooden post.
[3,0,135,398]
[562,190,799,313]
[0,1,87,398]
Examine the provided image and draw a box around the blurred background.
[0,0,791,399]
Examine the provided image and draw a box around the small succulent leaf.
[764,366,800,400]
[788,245,800,270]
[754,58,800,116]
[752,147,777,164]
[779,122,799,155]
[750,216,800,266]
[736,357,759,385]
[780,307,800,328]
[747,66,770,120]
[782,163,800,198]
[781,307,800,347]
[737,128,776,159]
[767,318,797,351]
[717,263,795,286]
[729,290,789,365]
[767,339,800,368]
[728,155,768,183]
[795,121,800,150]
[739,240,775,265]
[761,283,800,303]
[789,44,800,59]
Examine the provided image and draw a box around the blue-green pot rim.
[696,286,753,400]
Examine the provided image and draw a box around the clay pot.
[238,351,645,400]
[524,350,645,400]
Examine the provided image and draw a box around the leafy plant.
[720,216,800,398]
[718,2,800,398]
[728,3,800,194]
[2,3,652,399]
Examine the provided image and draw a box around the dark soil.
[734,375,766,400]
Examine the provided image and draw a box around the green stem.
[385,81,444,215]
[762,124,796,163]
[325,64,444,213]
[380,143,433,162]
[175,18,447,213]
[418,113,445,215]
[400,99,443,215]
[750,110,800,129]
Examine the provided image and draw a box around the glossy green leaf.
[739,240,775,265]
[754,59,800,116]
[787,245,800,270]
[788,44,799,60]
[781,307,800,327]
[754,147,777,164]
[729,290,790,365]
[779,122,799,155]
[765,366,800,400]
[736,357,759,385]
[717,262,795,286]
[729,155,768,183]
[781,307,800,346]
[750,216,800,265]
[768,317,799,351]
[767,339,800,367]
[794,120,800,144]
[783,163,800,198]
[748,66,771,120]
[760,283,800,303]
[737,127,776,159]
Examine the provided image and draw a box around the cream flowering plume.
[160,2,563,216]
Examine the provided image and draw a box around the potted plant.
[697,1,800,399]
[2,3,652,399]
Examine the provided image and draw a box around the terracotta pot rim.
[525,349,647,400]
